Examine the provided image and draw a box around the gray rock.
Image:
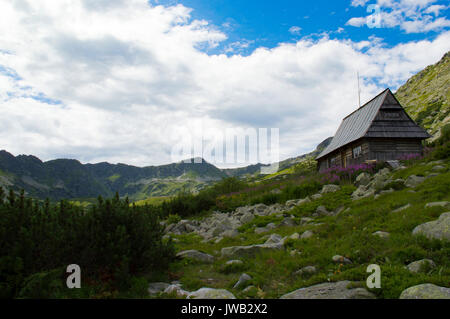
[221,242,284,258]
[321,184,340,194]
[233,273,252,289]
[372,231,390,239]
[222,229,239,238]
[280,281,375,299]
[406,259,436,273]
[332,255,352,264]
[187,288,236,299]
[255,227,269,234]
[294,266,317,276]
[315,206,330,216]
[279,217,297,227]
[355,172,371,186]
[412,212,450,241]
[148,282,170,296]
[240,212,254,224]
[405,175,425,188]
[311,193,322,200]
[352,185,375,200]
[399,284,450,299]
[289,232,300,240]
[226,259,243,266]
[300,217,314,224]
[164,284,190,298]
[392,203,411,213]
[431,165,446,172]
[300,230,314,239]
[176,250,214,263]
[425,201,450,209]
[265,233,283,244]
[271,188,282,195]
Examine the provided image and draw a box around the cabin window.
[329,156,338,167]
[353,146,362,159]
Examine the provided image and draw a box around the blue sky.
[155,0,450,55]
[0,0,449,167]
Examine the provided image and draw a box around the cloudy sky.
[0,0,449,168]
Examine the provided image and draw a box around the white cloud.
[289,26,302,35]
[0,0,449,167]
[347,0,450,33]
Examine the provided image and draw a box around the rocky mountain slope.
[395,51,450,138]
[154,157,450,299]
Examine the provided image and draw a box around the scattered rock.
[289,232,300,240]
[321,184,340,194]
[392,203,411,213]
[300,217,314,224]
[226,259,243,266]
[431,165,446,172]
[372,231,390,239]
[399,284,450,299]
[406,259,436,273]
[164,284,190,298]
[280,281,375,299]
[352,185,375,200]
[176,250,214,263]
[355,172,371,186]
[187,288,236,299]
[240,212,254,224]
[332,255,352,264]
[315,206,330,216]
[294,266,317,277]
[279,217,297,227]
[148,282,170,296]
[265,234,283,244]
[412,212,450,241]
[300,230,314,239]
[425,201,450,209]
[221,241,284,258]
[233,273,252,289]
[271,189,282,195]
[311,193,322,200]
[405,175,425,188]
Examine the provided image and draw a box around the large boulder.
[406,259,436,274]
[293,266,317,277]
[399,284,450,299]
[300,230,314,239]
[176,250,214,263]
[233,273,252,289]
[355,172,371,186]
[332,255,352,264]
[405,175,426,188]
[148,282,170,296]
[280,281,375,299]
[425,201,450,209]
[240,212,255,224]
[187,288,236,299]
[265,234,283,244]
[412,212,450,241]
[164,284,190,298]
[321,184,340,194]
[352,185,375,200]
[221,242,284,258]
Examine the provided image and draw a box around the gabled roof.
[316,88,430,160]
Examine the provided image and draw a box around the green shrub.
[0,189,175,298]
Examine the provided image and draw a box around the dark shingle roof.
[316,88,430,160]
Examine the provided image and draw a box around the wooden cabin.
[317,88,431,172]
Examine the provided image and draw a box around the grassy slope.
[157,158,450,299]
[395,51,450,138]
